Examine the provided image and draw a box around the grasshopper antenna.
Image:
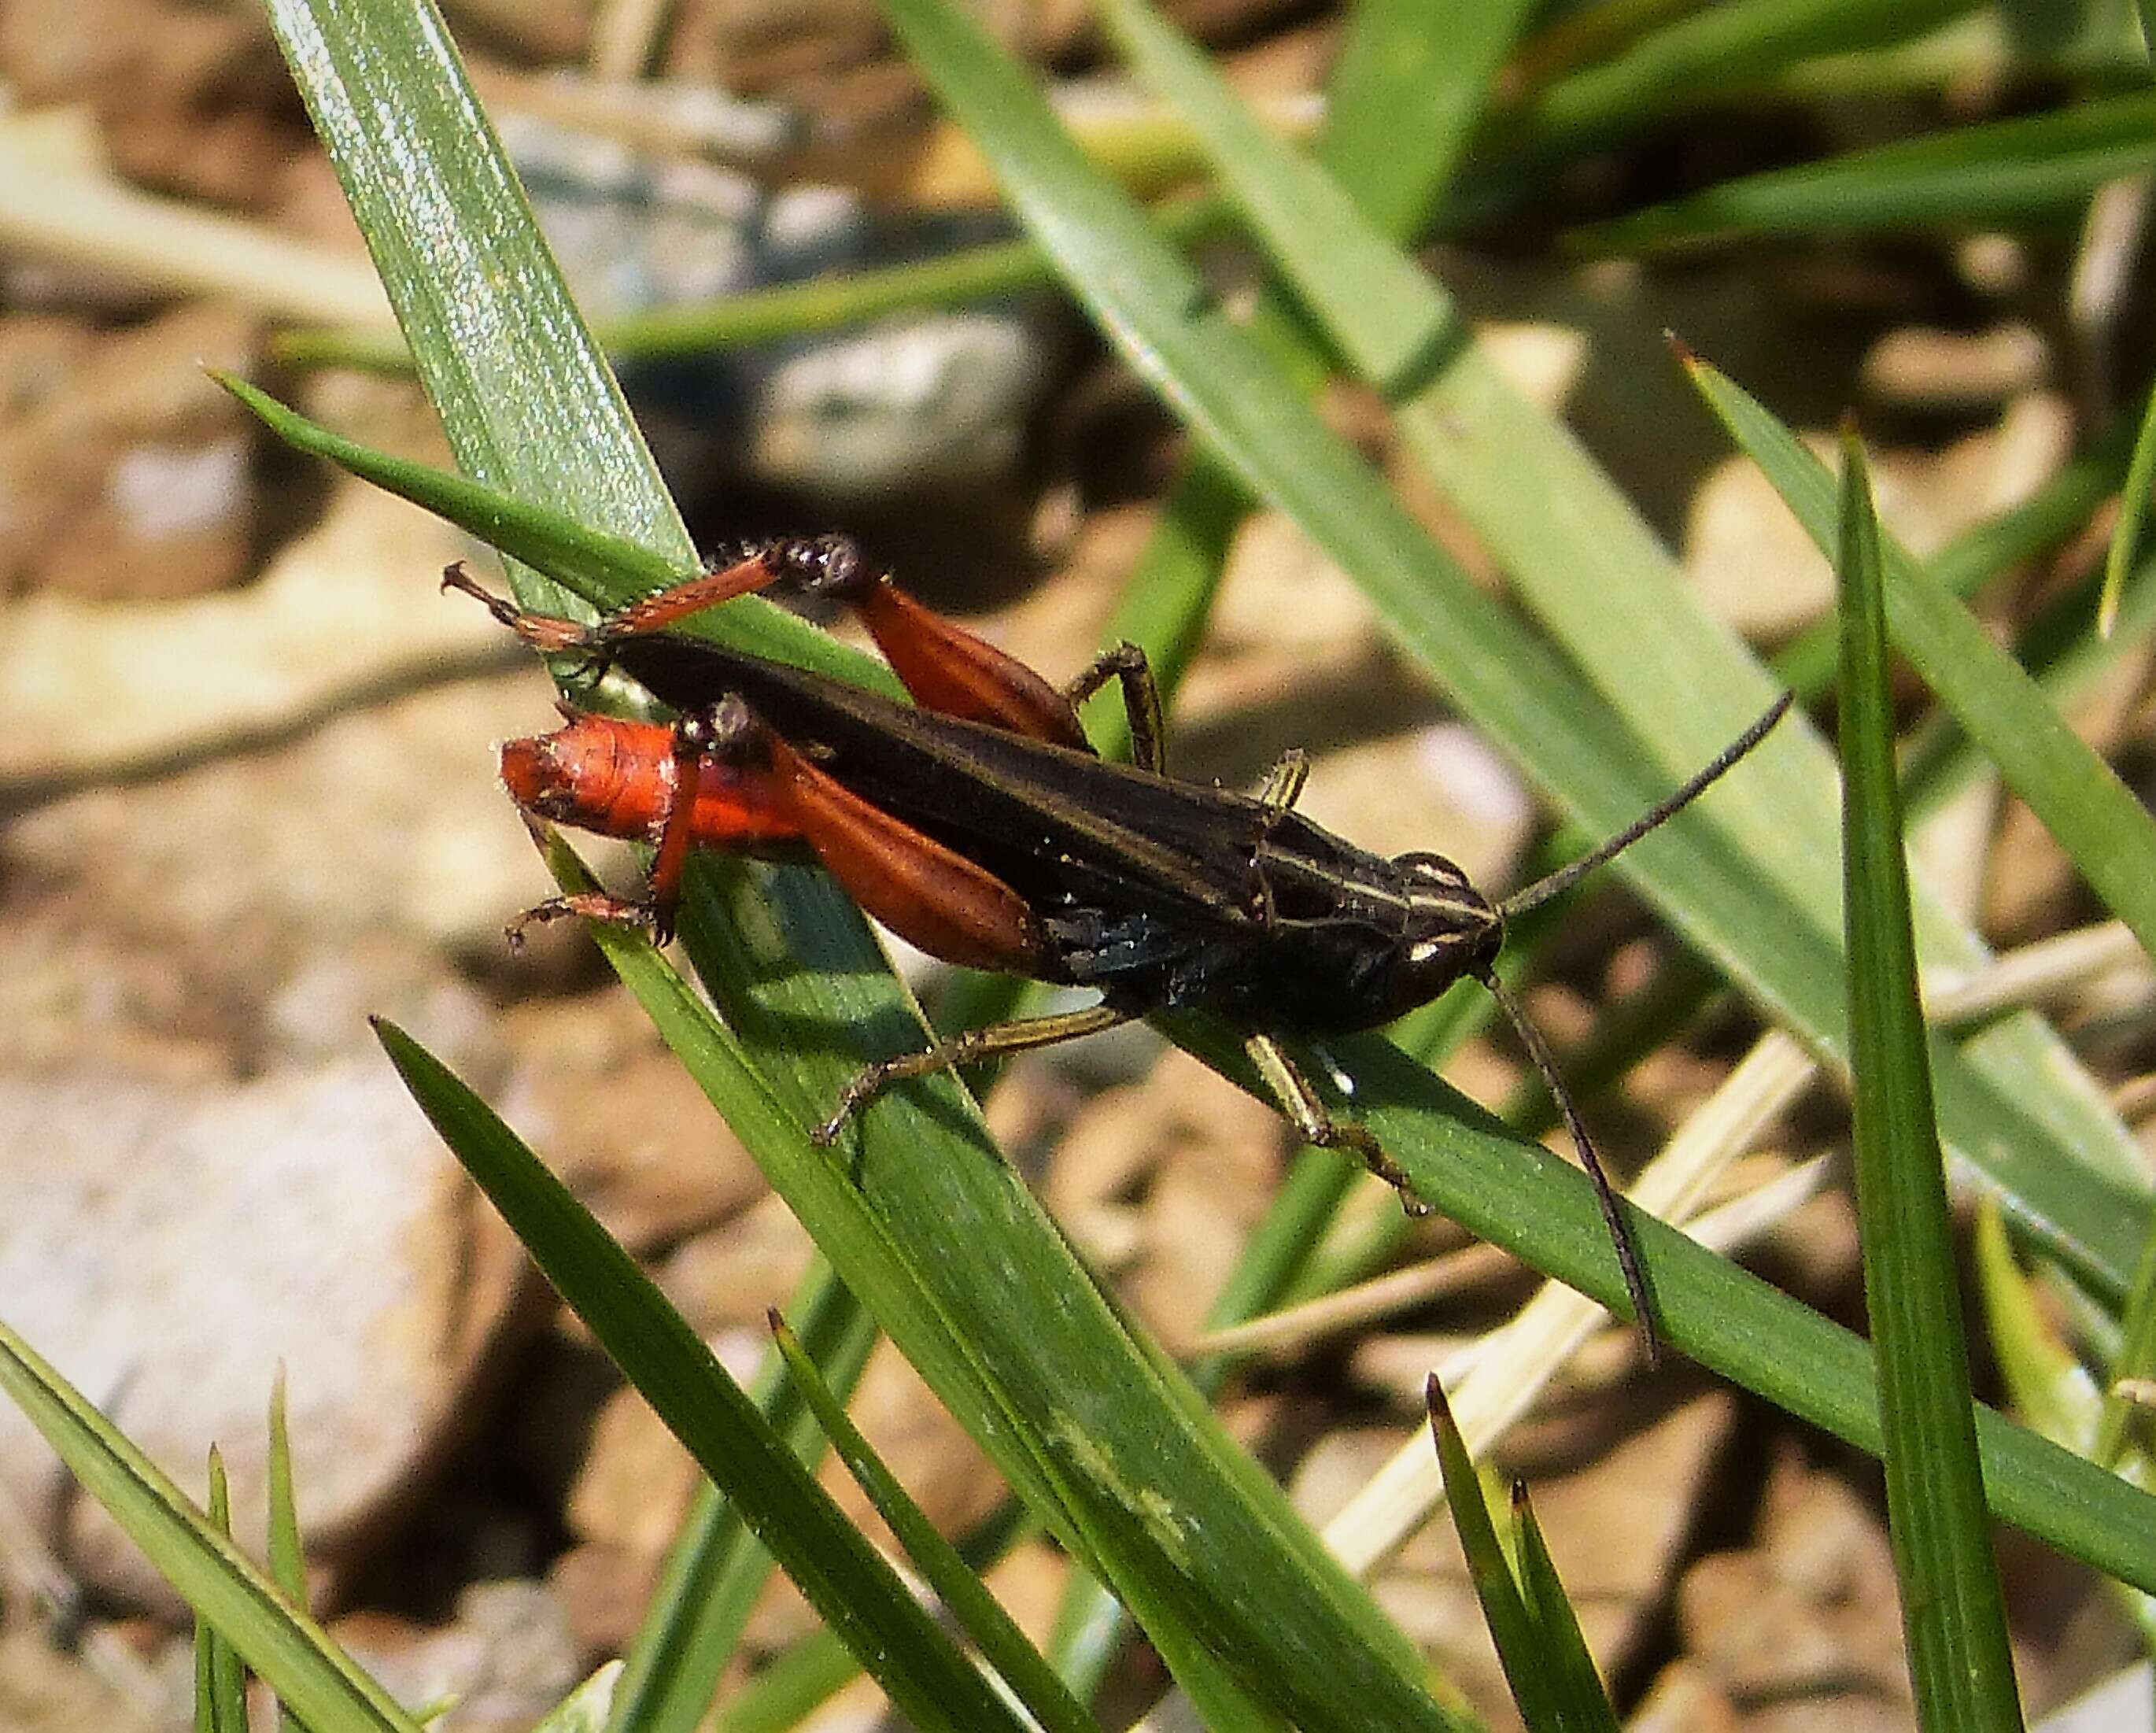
[1501,691,1792,922]
[1481,970,1662,1367]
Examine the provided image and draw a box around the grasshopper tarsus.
[505,891,665,950]
[1340,1129,1434,1220]
[442,563,589,654]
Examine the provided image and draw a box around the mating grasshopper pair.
[452,538,1789,1362]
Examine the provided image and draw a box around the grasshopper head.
[1381,852,1504,1014]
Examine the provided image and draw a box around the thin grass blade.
[216,375,859,685]
[1574,92,2156,252]
[0,1319,417,1732]
[198,1452,248,1733]
[1506,1487,1622,1733]
[2102,380,2156,635]
[265,1372,307,1611]
[1838,431,2025,1731]
[535,1665,621,1733]
[609,1262,878,1733]
[371,1017,1027,1733]
[770,1313,1101,1733]
[1425,1376,1558,1730]
[1692,360,2156,987]
[1974,1201,2100,1457]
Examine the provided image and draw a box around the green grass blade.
[1087,0,2146,1297]
[770,1314,1102,1733]
[1425,1378,1558,1731]
[1975,1201,2100,1458]
[2102,379,2156,634]
[1838,432,2025,1731]
[1575,91,2156,252]
[199,1452,248,1733]
[0,1319,417,1732]
[609,1261,877,1733]
[260,0,678,552]
[1320,0,1538,236]
[716,1632,859,1733]
[499,837,1361,1731]
[1903,541,2156,824]
[661,887,1394,1731]
[216,375,859,685]
[2097,1232,2156,1466]
[1170,1012,2156,1598]
[264,6,1452,1726]
[1691,360,2156,986]
[372,1018,1028,1733]
[1507,1487,1622,1733]
[265,1372,308,1613]
[1512,0,1983,150]
[535,1665,622,1733]
[273,195,1238,375]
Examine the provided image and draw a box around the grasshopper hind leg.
[815,1003,1137,1145]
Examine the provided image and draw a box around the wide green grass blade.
[529,827,1423,1729]
[1320,0,1537,237]
[372,1018,1028,1733]
[1690,360,2156,985]
[659,884,1378,1731]
[770,1314,1102,1733]
[0,1320,417,1732]
[1837,434,2025,1731]
[1072,0,2147,1293]
[261,0,679,553]
[1575,92,2156,252]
